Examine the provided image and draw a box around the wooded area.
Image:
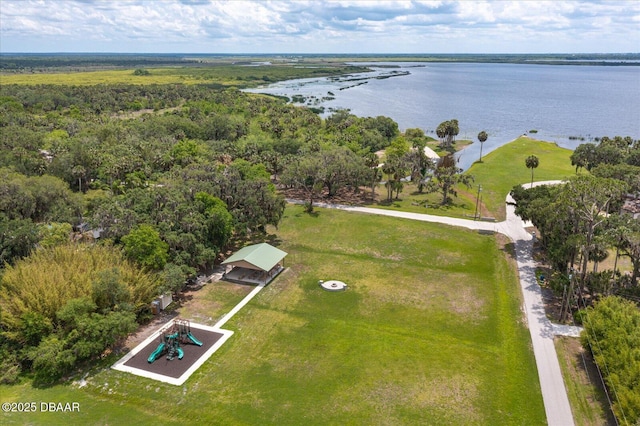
[0,79,437,382]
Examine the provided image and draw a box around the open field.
[0,63,367,87]
[1,206,545,425]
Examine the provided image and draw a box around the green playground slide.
[186,333,203,346]
[177,347,184,359]
[147,342,165,363]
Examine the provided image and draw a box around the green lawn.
[1,206,545,425]
[370,137,576,221]
[465,136,577,220]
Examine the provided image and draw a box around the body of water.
[246,62,640,169]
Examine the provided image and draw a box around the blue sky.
[1,0,638,53]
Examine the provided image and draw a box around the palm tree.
[71,165,86,192]
[477,131,488,162]
[525,155,539,188]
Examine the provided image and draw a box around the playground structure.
[147,319,203,363]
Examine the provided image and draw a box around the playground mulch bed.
[123,326,225,379]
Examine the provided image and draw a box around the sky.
[1,0,639,54]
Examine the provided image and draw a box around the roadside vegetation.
[555,336,617,426]
[511,136,640,424]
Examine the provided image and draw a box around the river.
[245,62,640,170]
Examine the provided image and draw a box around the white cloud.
[0,0,638,53]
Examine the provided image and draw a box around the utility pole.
[474,184,482,220]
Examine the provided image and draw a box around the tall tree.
[525,155,539,187]
[561,176,627,313]
[426,154,474,205]
[121,224,169,271]
[280,154,324,213]
[382,137,410,201]
[477,131,488,162]
[571,143,597,173]
[436,119,459,151]
[364,152,381,198]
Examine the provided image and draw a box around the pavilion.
[221,243,287,285]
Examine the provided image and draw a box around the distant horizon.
[2,52,638,56]
[2,1,637,54]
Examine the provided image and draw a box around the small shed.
[221,243,287,285]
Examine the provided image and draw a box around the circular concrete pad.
[319,280,347,291]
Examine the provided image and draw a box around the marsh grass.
[0,64,366,87]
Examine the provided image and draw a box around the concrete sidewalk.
[288,185,579,425]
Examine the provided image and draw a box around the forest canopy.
[0,79,413,382]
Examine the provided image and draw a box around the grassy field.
[1,206,545,425]
[0,63,367,87]
[372,137,577,221]
[465,137,576,220]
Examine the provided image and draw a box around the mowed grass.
[2,205,545,425]
[465,136,576,220]
[370,137,576,221]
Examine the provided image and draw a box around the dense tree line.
[0,83,415,269]
[0,54,202,71]
[512,137,640,425]
[581,296,640,424]
[513,174,639,300]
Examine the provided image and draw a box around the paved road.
[288,183,578,425]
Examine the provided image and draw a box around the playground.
[112,319,233,385]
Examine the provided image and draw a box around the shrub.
[0,244,159,381]
[581,296,640,424]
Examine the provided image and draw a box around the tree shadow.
[264,233,284,247]
[500,241,517,261]
[294,209,319,218]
